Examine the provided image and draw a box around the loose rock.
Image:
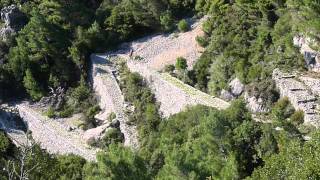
[229,78,245,96]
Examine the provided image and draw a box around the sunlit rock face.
[273,69,320,127]
[294,35,320,72]
[0,5,27,40]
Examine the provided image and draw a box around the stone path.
[113,16,230,117]
[17,103,98,161]
[90,54,139,149]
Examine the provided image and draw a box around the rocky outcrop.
[83,119,122,145]
[0,5,27,40]
[0,104,27,146]
[220,78,245,101]
[244,92,268,113]
[293,35,320,72]
[273,69,320,127]
[299,76,320,96]
[38,87,65,110]
[230,78,245,96]
[220,89,235,101]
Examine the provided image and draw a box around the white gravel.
[90,54,139,149]
[104,16,230,117]
[17,102,98,161]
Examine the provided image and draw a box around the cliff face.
[0,5,27,40]
[273,69,320,127]
[293,35,320,72]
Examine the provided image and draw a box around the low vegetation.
[1,0,320,179]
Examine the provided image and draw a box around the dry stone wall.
[17,103,98,161]
[90,54,139,149]
[273,69,320,127]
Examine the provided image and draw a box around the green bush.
[178,19,189,32]
[160,11,175,32]
[271,97,295,121]
[45,107,56,118]
[0,131,10,154]
[58,107,74,118]
[101,128,124,148]
[290,110,304,125]
[196,35,208,47]
[84,105,101,129]
[108,112,117,122]
[175,57,188,70]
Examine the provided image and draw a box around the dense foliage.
[1,0,320,179]
[191,0,307,97]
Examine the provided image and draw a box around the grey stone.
[220,89,235,101]
[0,5,27,40]
[1,5,25,29]
[273,69,320,127]
[110,119,120,129]
[244,92,269,113]
[229,78,244,96]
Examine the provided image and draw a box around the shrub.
[84,105,101,129]
[46,107,56,118]
[290,110,304,125]
[196,36,208,47]
[108,112,117,122]
[101,128,124,148]
[175,57,188,70]
[178,19,189,32]
[271,97,295,121]
[58,107,74,118]
[160,11,175,32]
[0,131,10,154]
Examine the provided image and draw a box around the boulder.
[220,89,235,101]
[82,124,110,145]
[229,78,244,96]
[244,92,268,113]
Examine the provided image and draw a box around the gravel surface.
[90,54,139,149]
[17,102,98,161]
[127,17,207,71]
[123,16,229,116]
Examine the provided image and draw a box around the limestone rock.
[39,87,65,110]
[272,69,320,127]
[229,78,244,96]
[1,5,25,29]
[0,5,27,40]
[244,92,268,113]
[83,124,110,145]
[220,89,235,101]
[293,35,320,72]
